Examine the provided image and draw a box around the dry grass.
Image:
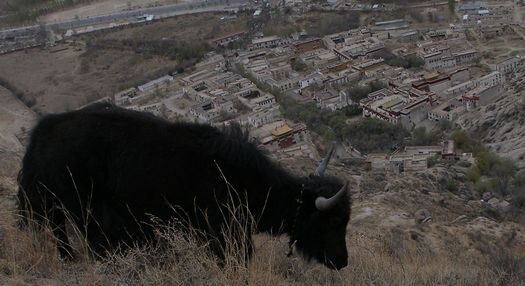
[0,46,179,114]
[2,205,524,285]
[96,13,249,43]
[1,166,524,285]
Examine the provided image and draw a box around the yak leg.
[85,202,145,256]
[80,203,118,257]
[49,210,75,260]
[19,189,74,259]
[85,222,111,256]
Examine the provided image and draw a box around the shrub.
[427,155,439,168]
[466,166,481,183]
[344,104,363,116]
[475,179,498,194]
[446,179,458,192]
[346,85,371,102]
[511,171,525,192]
[411,127,440,146]
[306,11,360,36]
[448,0,455,13]
[291,59,306,72]
[450,129,468,150]
[341,118,410,153]
[370,49,424,69]
[450,129,483,153]
[346,80,386,103]
[452,129,519,196]
[475,149,501,176]
[368,79,387,92]
[89,38,210,63]
[490,158,518,195]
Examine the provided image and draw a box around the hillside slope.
[1,154,524,285]
[457,70,525,168]
[0,86,36,179]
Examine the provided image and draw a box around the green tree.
[466,166,481,183]
[491,158,517,195]
[511,171,525,209]
[451,129,475,152]
[411,127,440,145]
[344,104,363,116]
[291,59,306,72]
[368,80,386,92]
[448,0,455,13]
[341,118,409,153]
[475,150,500,176]
[347,86,371,103]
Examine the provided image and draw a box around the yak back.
[20,104,300,237]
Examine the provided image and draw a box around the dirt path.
[511,25,525,41]
[0,44,180,114]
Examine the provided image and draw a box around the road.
[1,0,249,35]
[40,0,184,22]
[47,0,248,30]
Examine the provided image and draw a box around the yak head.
[293,143,351,270]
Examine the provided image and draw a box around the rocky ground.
[457,70,525,169]
[0,80,524,284]
[1,148,524,284]
[0,86,36,183]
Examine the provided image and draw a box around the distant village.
[4,0,525,172]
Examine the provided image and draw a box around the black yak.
[18,103,351,269]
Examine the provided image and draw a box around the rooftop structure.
[495,56,524,75]
[208,31,247,47]
[428,99,464,122]
[418,42,478,71]
[461,4,513,27]
[360,87,434,128]
[137,75,174,93]
[462,84,503,110]
[336,37,385,59]
[373,19,410,31]
[367,140,457,172]
[294,38,325,54]
[458,2,482,12]
[251,36,288,50]
[323,27,372,49]
[412,72,451,93]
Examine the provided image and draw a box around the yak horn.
[314,142,336,177]
[315,181,348,211]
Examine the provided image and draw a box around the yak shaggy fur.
[18,103,351,269]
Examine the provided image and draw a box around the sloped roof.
[272,124,293,136]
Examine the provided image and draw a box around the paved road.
[1,0,249,35]
[47,0,248,30]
